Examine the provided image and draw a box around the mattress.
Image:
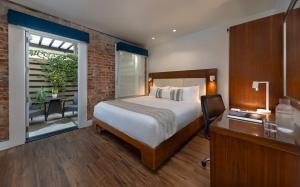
[93,96,202,148]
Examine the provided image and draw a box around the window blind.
[116,42,148,57]
[116,51,146,98]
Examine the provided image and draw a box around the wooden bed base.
[93,116,203,171]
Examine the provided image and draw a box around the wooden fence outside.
[29,57,78,107]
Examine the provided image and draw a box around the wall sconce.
[252,81,271,114]
[147,77,153,95]
[209,75,215,82]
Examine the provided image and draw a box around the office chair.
[201,94,225,167]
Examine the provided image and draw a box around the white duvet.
[93,96,202,148]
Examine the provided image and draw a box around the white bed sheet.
[93,96,202,148]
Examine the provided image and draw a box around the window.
[116,51,146,98]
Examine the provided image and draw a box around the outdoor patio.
[28,33,78,139]
[28,111,78,138]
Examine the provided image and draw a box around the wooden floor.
[0,127,210,187]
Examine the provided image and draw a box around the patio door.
[6,24,87,149]
[24,30,83,141]
[25,31,31,138]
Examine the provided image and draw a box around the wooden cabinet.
[229,13,284,110]
[210,112,300,187]
[286,8,300,101]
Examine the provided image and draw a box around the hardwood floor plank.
[0,127,210,187]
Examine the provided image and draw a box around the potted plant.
[51,87,59,98]
[42,53,77,98]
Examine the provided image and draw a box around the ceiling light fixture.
[172,29,177,32]
[152,37,156,40]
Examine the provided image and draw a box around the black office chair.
[201,94,225,167]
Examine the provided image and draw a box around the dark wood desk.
[210,111,300,187]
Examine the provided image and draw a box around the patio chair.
[45,99,65,121]
[71,93,78,115]
[29,100,46,121]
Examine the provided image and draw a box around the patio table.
[43,97,66,121]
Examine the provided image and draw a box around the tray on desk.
[227,110,264,124]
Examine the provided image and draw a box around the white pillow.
[171,86,200,102]
[149,86,169,97]
[160,87,171,99]
[149,87,158,96]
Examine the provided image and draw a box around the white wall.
[148,27,229,106]
[148,3,290,108]
[78,43,90,128]
[0,25,26,151]
[275,0,290,11]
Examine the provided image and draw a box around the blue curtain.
[116,42,148,57]
[7,9,89,43]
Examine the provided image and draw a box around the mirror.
[285,0,300,101]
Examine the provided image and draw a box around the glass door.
[25,31,30,139]
[25,30,79,141]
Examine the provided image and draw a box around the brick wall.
[87,34,116,118]
[0,5,9,140]
[0,0,122,141]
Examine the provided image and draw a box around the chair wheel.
[201,158,210,167]
[96,126,103,134]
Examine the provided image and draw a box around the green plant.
[29,49,57,59]
[44,54,78,94]
[35,87,47,108]
[29,49,78,94]
[30,49,78,95]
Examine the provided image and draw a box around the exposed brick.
[0,0,121,140]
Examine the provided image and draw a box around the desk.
[210,110,300,187]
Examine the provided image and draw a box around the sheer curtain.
[116,51,146,98]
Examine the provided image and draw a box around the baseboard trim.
[79,119,93,128]
[1,120,92,151]
[26,126,78,143]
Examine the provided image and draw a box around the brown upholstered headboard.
[148,69,217,95]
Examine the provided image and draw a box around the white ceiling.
[10,0,279,46]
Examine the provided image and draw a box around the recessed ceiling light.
[173,29,177,32]
[152,37,156,40]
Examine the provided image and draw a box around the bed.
[93,69,217,170]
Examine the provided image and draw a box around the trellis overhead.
[29,33,75,53]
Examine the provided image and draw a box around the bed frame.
[93,69,218,170]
